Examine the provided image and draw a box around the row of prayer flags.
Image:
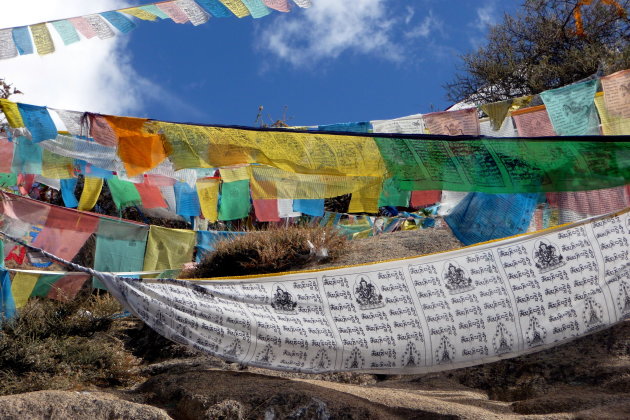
[0,0,311,60]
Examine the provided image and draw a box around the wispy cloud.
[256,1,450,68]
[257,0,410,68]
[0,0,152,115]
[405,10,443,39]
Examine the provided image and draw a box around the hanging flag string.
[0,0,311,60]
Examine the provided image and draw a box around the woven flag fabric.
[29,23,55,55]
[293,199,325,217]
[445,192,539,246]
[143,225,196,271]
[17,103,57,143]
[540,79,599,136]
[100,11,137,34]
[50,20,81,45]
[107,177,142,209]
[195,0,233,17]
[60,178,79,208]
[174,182,201,217]
[218,179,251,220]
[12,26,33,55]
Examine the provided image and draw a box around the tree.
[445,0,630,104]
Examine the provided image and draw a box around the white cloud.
[405,10,443,39]
[0,0,151,115]
[257,0,403,67]
[474,3,497,31]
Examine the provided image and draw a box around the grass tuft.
[0,294,141,395]
[182,226,348,279]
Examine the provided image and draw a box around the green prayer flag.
[107,177,142,209]
[375,137,630,193]
[218,180,251,221]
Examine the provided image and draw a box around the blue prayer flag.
[100,11,137,34]
[195,0,232,17]
[51,20,80,45]
[293,199,325,217]
[174,182,201,217]
[12,26,33,55]
[60,178,79,208]
[318,121,372,133]
[17,103,57,143]
[0,270,16,321]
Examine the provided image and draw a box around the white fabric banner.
[92,209,630,374]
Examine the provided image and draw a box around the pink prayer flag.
[423,108,480,136]
[253,199,280,222]
[47,274,89,302]
[546,186,630,217]
[157,2,190,23]
[410,190,441,208]
[89,114,118,147]
[69,17,97,39]
[18,174,35,195]
[263,0,290,12]
[512,105,557,137]
[0,138,14,173]
[146,174,176,186]
[600,69,630,118]
[135,182,168,208]
[33,205,99,261]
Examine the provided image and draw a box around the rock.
[0,390,172,420]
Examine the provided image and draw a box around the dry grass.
[0,294,141,395]
[182,226,348,279]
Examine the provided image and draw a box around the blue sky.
[1,0,521,126]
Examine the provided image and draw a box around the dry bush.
[182,226,347,279]
[0,294,141,395]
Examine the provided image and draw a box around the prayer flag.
[50,20,81,45]
[423,108,480,136]
[12,26,33,55]
[218,0,251,17]
[600,68,630,118]
[157,2,191,23]
[511,105,557,137]
[263,0,290,12]
[253,199,280,221]
[69,17,97,39]
[540,79,599,136]
[78,177,103,211]
[318,121,371,133]
[293,199,324,217]
[107,177,142,209]
[175,0,211,25]
[595,93,630,135]
[85,15,115,39]
[0,99,25,127]
[139,5,170,19]
[120,7,159,21]
[11,272,39,308]
[29,23,55,55]
[195,0,233,17]
[218,179,251,220]
[135,181,167,209]
[60,178,79,208]
[197,178,220,222]
[143,225,196,271]
[94,218,148,289]
[11,136,42,175]
[0,270,16,320]
[100,11,137,34]
[174,182,201,217]
[17,103,57,143]
[410,190,441,208]
[241,0,272,18]
[0,29,18,60]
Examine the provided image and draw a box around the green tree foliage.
[445,0,630,104]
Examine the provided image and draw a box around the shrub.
[182,226,347,279]
[0,294,141,395]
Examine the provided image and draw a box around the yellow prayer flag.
[595,93,630,135]
[78,177,103,211]
[147,122,386,178]
[348,182,381,214]
[11,272,40,308]
[42,150,74,179]
[220,166,250,182]
[197,178,220,222]
[143,225,196,271]
[219,0,251,17]
[0,99,25,128]
[120,7,159,21]
[30,23,55,55]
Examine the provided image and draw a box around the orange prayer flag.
[104,115,169,177]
